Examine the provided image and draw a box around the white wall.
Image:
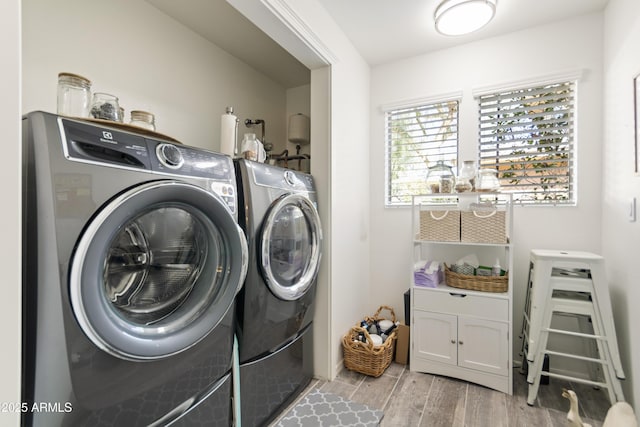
[0,0,22,425]
[282,0,371,379]
[370,13,605,375]
[22,0,288,151]
[602,0,640,411]
[243,0,372,379]
[329,52,371,377]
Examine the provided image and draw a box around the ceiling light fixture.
[434,0,497,36]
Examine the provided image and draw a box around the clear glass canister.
[454,176,472,193]
[90,93,121,122]
[476,168,501,192]
[241,133,258,161]
[57,72,92,117]
[426,160,455,193]
[129,110,156,131]
[458,160,477,191]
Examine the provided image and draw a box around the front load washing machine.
[234,159,322,426]
[22,111,248,426]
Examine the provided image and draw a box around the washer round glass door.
[259,193,322,301]
[70,180,248,361]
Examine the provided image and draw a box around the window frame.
[383,93,461,207]
[474,77,581,206]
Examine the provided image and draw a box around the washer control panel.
[146,140,236,213]
[59,117,237,214]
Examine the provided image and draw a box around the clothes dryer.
[234,159,322,426]
[22,111,248,426]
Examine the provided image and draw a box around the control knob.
[156,143,184,169]
[284,170,296,186]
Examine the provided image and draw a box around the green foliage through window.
[385,100,459,206]
[477,81,576,204]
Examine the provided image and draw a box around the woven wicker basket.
[342,306,397,377]
[419,210,460,242]
[444,264,508,293]
[461,209,507,244]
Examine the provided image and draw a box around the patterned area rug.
[275,389,384,427]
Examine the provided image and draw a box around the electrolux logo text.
[100,130,117,145]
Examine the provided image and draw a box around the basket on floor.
[444,264,508,293]
[342,306,397,377]
[364,305,397,328]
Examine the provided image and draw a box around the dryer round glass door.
[69,180,248,361]
[259,193,322,301]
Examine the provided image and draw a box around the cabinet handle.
[451,340,456,344]
[459,340,464,345]
[449,293,467,298]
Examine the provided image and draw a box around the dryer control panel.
[250,161,316,193]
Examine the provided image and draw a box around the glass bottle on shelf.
[476,168,501,192]
[458,160,477,191]
[241,133,259,161]
[426,160,454,194]
[454,177,472,193]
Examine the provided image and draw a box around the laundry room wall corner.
[1,0,22,424]
[227,0,372,381]
[310,65,332,380]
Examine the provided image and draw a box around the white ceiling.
[148,0,609,87]
[147,0,311,89]
[317,0,610,66]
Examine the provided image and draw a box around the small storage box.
[394,324,410,365]
[414,260,443,288]
[419,210,460,242]
[461,209,507,244]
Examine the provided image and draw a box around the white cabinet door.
[458,317,509,376]
[414,310,457,366]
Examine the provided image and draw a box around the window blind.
[385,100,459,206]
[477,81,576,204]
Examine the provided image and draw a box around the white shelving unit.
[410,193,513,395]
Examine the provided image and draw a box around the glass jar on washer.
[57,72,92,117]
[129,110,156,131]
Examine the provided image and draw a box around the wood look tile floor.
[270,363,612,426]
